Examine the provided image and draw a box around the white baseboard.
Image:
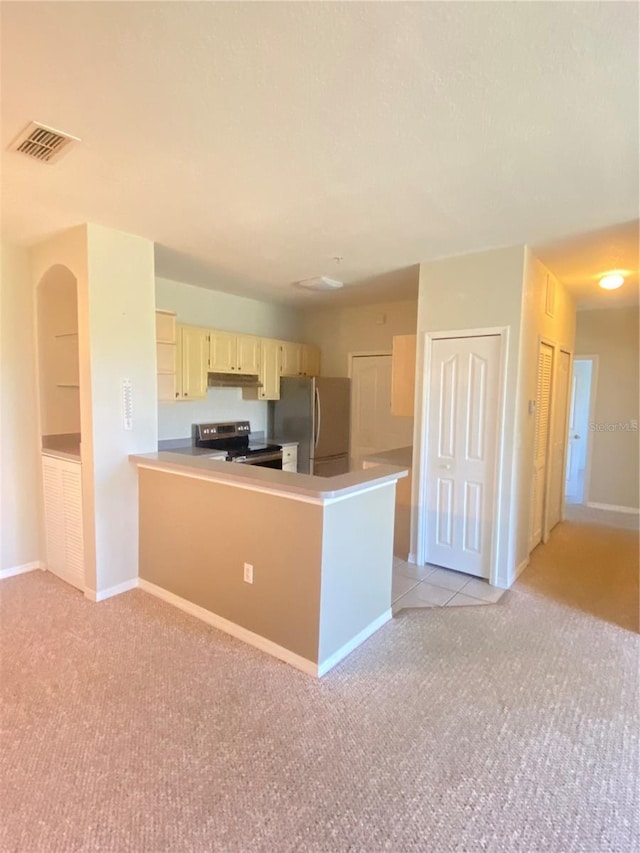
[317,609,392,677]
[0,561,42,581]
[84,578,139,603]
[586,502,640,515]
[514,558,529,580]
[408,552,417,565]
[138,578,318,676]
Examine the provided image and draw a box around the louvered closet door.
[426,335,501,579]
[530,343,554,548]
[42,455,84,591]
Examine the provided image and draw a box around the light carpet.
[1,521,638,852]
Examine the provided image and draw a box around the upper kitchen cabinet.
[209,331,261,375]
[209,330,236,372]
[236,334,261,375]
[301,344,321,377]
[180,325,209,400]
[243,337,281,401]
[391,334,417,417]
[279,342,320,377]
[279,340,302,377]
[156,310,177,402]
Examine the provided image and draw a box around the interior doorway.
[565,357,597,505]
[349,353,413,469]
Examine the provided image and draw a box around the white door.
[547,350,571,530]
[565,358,593,503]
[426,335,501,579]
[530,342,554,549]
[350,355,414,469]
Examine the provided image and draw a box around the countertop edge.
[129,452,407,501]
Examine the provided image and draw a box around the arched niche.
[36,264,81,442]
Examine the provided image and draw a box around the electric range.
[194,421,283,469]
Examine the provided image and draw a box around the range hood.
[207,372,262,389]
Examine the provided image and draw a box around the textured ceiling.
[1,2,638,305]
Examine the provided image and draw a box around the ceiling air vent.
[9,121,80,164]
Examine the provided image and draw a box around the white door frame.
[566,354,599,506]
[414,327,509,587]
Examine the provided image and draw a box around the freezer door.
[312,454,350,478]
[272,377,314,474]
[314,377,351,459]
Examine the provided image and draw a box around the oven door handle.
[235,452,283,465]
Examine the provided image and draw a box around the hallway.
[517,511,639,633]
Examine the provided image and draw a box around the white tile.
[393,561,435,582]
[392,586,437,613]
[460,578,505,603]
[445,592,490,607]
[412,581,456,606]
[425,567,470,592]
[391,574,420,602]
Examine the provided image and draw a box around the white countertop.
[362,446,413,468]
[130,451,407,501]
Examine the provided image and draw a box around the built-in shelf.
[56,383,80,388]
[55,332,79,339]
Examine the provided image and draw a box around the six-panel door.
[426,335,501,579]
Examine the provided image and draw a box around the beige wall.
[0,242,41,571]
[516,249,576,565]
[301,299,418,377]
[575,307,639,509]
[415,246,526,586]
[138,468,323,662]
[156,276,303,438]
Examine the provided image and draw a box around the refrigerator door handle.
[314,386,321,449]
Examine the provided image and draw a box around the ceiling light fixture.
[295,276,343,292]
[598,273,625,290]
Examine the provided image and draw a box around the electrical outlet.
[243,563,254,584]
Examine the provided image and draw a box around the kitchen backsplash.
[158,387,268,440]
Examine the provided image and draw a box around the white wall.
[156,277,302,439]
[301,299,418,377]
[575,306,639,510]
[415,246,526,586]
[86,225,158,593]
[0,242,41,572]
[31,225,157,596]
[516,249,576,566]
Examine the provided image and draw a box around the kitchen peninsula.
[130,452,407,676]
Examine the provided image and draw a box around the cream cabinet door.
[209,330,236,372]
[301,345,321,377]
[181,326,209,399]
[259,338,281,399]
[391,334,416,417]
[280,341,302,377]
[42,455,84,591]
[236,335,261,375]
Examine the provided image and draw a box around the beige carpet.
[1,520,638,853]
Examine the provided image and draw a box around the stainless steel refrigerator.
[271,377,350,476]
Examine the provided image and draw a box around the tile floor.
[392,557,506,613]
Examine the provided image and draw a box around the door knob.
[573,434,580,439]
[439,463,452,470]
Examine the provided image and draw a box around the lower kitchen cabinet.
[282,443,298,472]
[42,454,84,591]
